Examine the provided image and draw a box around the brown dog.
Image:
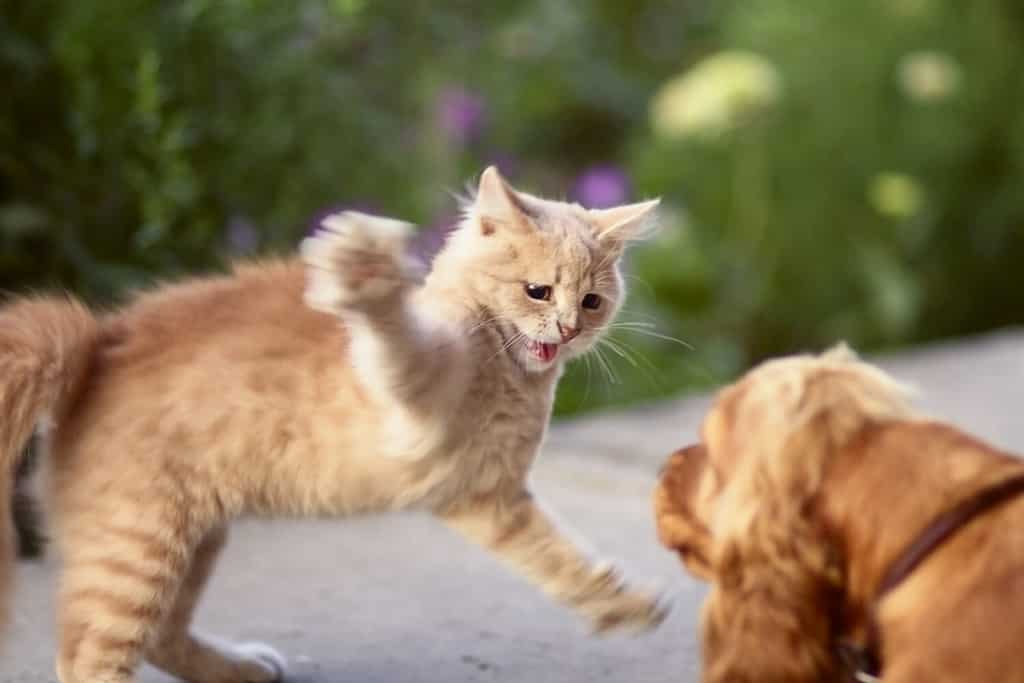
[655,345,1024,683]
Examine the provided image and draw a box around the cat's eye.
[525,284,552,301]
[581,293,602,310]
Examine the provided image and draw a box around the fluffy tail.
[0,295,99,631]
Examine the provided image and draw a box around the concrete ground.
[4,328,1023,682]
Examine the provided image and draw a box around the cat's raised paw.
[301,211,416,314]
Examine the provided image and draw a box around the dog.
[654,345,1024,682]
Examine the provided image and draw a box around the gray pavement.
[4,328,1024,682]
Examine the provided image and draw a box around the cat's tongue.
[527,339,559,362]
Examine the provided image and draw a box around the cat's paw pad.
[231,641,287,683]
[300,211,416,314]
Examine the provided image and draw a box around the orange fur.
[655,346,1024,683]
[0,296,99,634]
[0,167,666,682]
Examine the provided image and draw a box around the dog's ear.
[654,445,716,580]
[701,572,839,682]
[699,416,843,682]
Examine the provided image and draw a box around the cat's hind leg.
[55,496,198,683]
[147,525,285,683]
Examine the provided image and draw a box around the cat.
[0,166,667,683]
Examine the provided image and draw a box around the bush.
[3,0,1024,416]
[629,0,1024,386]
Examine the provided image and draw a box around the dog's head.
[655,343,915,579]
[653,344,916,680]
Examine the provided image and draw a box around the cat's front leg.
[301,211,463,417]
[438,491,669,634]
[301,210,418,316]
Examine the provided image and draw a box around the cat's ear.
[474,165,534,235]
[589,199,660,250]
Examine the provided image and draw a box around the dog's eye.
[525,284,552,301]
[581,293,601,310]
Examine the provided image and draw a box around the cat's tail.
[0,295,100,631]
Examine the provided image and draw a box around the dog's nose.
[558,324,579,342]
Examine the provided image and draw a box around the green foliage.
[2,0,1023,416]
[631,0,1024,378]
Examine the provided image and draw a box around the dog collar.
[839,471,1024,682]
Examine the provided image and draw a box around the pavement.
[3,327,1024,683]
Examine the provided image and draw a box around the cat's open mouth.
[525,339,559,363]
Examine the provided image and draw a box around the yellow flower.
[898,52,962,102]
[650,51,782,140]
[868,173,924,219]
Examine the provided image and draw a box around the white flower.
[650,51,782,140]
[898,51,962,102]
[868,173,924,219]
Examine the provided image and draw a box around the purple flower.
[226,216,259,254]
[409,212,459,265]
[437,87,487,144]
[572,165,631,208]
[483,150,521,180]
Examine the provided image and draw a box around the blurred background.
[3,0,1023,416]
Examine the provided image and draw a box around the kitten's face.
[443,166,658,373]
[474,212,624,372]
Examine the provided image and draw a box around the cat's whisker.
[503,329,527,351]
[485,330,527,365]
[620,328,694,349]
[496,333,522,356]
[597,323,694,350]
[466,315,510,337]
[604,335,668,391]
[590,344,620,385]
[581,352,595,405]
[611,307,664,322]
[623,273,656,299]
[598,338,636,368]
[594,320,654,332]
[593,250,618,272]
[600,348,622,385]
[606,321,658,330]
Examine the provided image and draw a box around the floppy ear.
[654,445,716,581]
[701,572,839,683]
[473,165,535,235]
[699,419,843,683]
[588,198,660,250]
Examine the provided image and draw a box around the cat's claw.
[585,587,670,635]
[301,211,417,314]
[576,564,670,635]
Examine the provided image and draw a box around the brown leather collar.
[839,471,1024,682]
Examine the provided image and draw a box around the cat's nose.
[558,324,580,342]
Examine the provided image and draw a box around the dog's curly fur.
[655,345,1024,683]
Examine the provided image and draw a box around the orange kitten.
[0,166,666,683]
